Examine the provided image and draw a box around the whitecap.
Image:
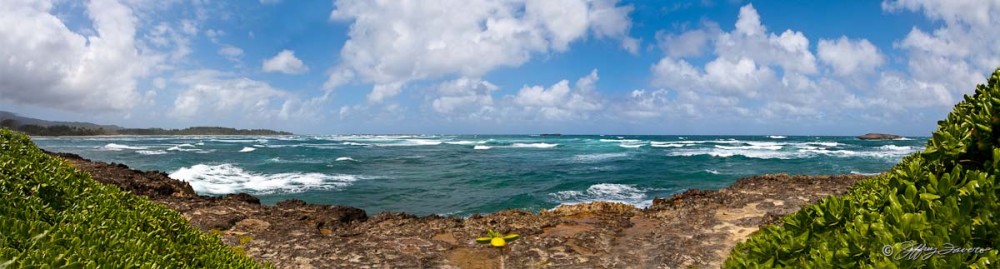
[650,142,686,148]
[878,145,912,151]
[802,142,840,148]
[510,143,558,149]
[99,143,150,151]
[573,153,628,162]
[211,139,256,143]
[599,139,640,143]
[445,141,480,145]
[336,157,357,162]
[767,135,787,139]
[169,164,362,195]
[705,169,720,174]
[239,147,256,153]
[375,139,443,147]
[667,148,804,159]
[342,142,372,146]
[136,150,167,155]
[619,144,643,149]
[473,145,492,150]
[167,144,199,152]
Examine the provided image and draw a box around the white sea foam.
[878,145,912,151]
[473,145,492,150]
[100,143,150,151]
[715,142,783,151]
[768,135,787,139]
[136,150,167,155]
[618,144,643,149]
[851,171,881,176]
[336,157,357,162]
[375,139,443,147]
[650,141,686,148]
[705,169,720,174]
[802,142,840,148]
[573,153,628,162]
[212,139,256,143]
[599,139,640,143]
[342,142,372,146]
[445,141,480,145]
[239,147,256,153]
[169,164,362,195]
[510,143,558,148]
[667,148,805,159]
[167,144,199,152]
[550,183,651,208]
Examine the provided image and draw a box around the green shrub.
[725,69,1000,268]
[0,129,263,268]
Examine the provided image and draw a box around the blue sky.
[2,0,998,135]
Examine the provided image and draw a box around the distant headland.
[0,111,292,136]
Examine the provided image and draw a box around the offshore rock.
[856,133,903,140]
[54,152,866,268]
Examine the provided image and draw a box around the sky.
[1,0,998,136]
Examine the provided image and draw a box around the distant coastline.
[1,110,292,136]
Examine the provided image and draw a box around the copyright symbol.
[882,245,894,256]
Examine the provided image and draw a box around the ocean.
[33,135,925,216]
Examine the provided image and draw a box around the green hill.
[725,69,1000,267]
[0,129,264,268]
[0,111,291,136]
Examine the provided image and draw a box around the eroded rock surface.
[53,151,865,268]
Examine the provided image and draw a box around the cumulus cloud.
[883,0,1000,104]
[0,0,154,112]
[817,36,884,75]
[645,3,863,123]
[656,21,721,58]
[714,5,817,74]
[169,70,294,119]
[510,69,604,120]
[262,50,309,74]
[327,0,637,101]
[431,78,498,116]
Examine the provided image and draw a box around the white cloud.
[715,4,817,74]
[0,0,154,112]
[734,3,765,36]
[618,89,671,119]
[510,69,603,120]
[644,4,865,123]
[169,70,294,119]
[883,0,1000,104]
[218,44,244,62]
[327,0,637,101]
[656,21,720,58]
[817,36,884,75]
[262,49,309,74]
[205,29,224,43]
[367,83,403,103]
[431,77,498,115]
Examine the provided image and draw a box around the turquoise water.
[33,135,926,216]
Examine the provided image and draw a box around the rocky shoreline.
[50,151,867,268]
